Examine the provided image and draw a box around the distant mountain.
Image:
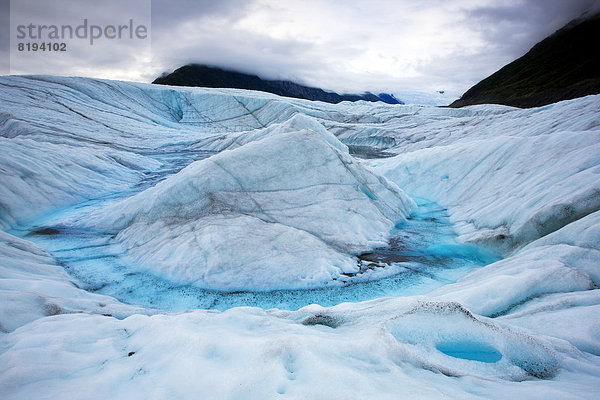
[376,93,403,104]
[153,64,403,104]
[450,12,600,108]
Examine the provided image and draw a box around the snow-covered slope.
[1,76,599,399]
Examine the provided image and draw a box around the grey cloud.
[466,0,600,58]
[4,0,600,97]
[151,0,249,27]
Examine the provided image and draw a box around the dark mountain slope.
[450,12,600,108]
[153,64,402,104]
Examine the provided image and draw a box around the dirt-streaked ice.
[85,126,414,290]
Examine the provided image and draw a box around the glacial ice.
[2,298,593,400]
[0,230,153,332]
[1,76,600,399]
[82,125,414,290]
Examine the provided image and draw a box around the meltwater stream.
[10,148,499,312]
[16,202,498,312]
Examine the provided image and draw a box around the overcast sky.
[3,0,600,98]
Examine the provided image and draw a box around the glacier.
[1,75,600,399]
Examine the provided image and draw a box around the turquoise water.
[437,341,503,363]
[11,148,499,312]
[15,196,498,312]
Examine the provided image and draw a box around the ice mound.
[206,113,350,153]
[89,126,415,290]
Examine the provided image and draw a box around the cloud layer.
[3,0,600,97]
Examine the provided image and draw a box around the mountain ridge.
[153,64,402,104]
[450,12,600,108]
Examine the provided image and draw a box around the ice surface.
[497,290,600,356]
[431,245,596,317]
[0,230,154,332]
[1,76,600,398]
[2,298,598,400]
[373,131,600,252]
